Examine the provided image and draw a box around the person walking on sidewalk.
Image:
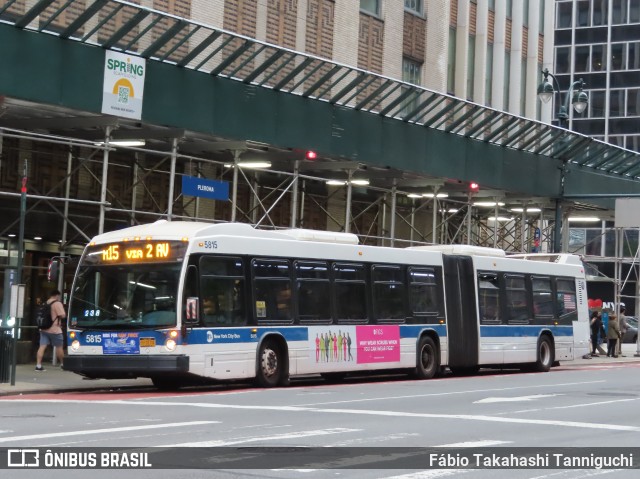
[35,289,66,371]
[618,306,628,357]
[606,313,621,358]
[590,311,603,357]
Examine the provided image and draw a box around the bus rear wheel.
[533,336,554,372]
[257,339,286,387]
[414,336,439,379]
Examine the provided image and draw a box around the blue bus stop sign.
[182,176,229,201]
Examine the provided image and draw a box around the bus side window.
[252,258,292,323]
[478,273,501,324]
[295,260,331,324]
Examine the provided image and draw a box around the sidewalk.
[0,363,153,396]
[2,344,640,397]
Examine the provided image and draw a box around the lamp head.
[537,68,555,104]
[537,80,554,104]
[572,86,589,114]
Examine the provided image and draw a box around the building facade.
[554,0,640,151]
[199,0,556,120]
[553,0,640,310]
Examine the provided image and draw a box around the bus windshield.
[69,264,181,329]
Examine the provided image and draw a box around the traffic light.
[470,182,480,192]
[305,150,317,160]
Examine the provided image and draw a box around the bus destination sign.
[85,241,187,265]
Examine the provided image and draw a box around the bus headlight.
[71,340,80,351]
[165,339,177,351]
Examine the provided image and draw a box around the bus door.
[443,255,479,369]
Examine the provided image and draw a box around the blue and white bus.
[64,221,590,389]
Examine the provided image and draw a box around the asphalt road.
[2,363,640,478]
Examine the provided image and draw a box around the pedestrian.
[35,289,66,371]
[589,311,602,357]
[618,306,628,356]
[606,313,621,358]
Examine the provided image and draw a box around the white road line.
[160,428,360,447]
[503,397,640,415]
[292,381,605,407]
[312,406,640,432]
[383,470,467,478]
[5,396,640,433]
[474,394,562,404]
[529,468,621,479]
[434,440,511,448]
[0,420,219,444]
[546,397,639,410]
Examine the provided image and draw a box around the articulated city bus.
[64,221,590,389]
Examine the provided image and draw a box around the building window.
[503,50,511,109]
[360,0,380,16]
[631,0,640,22]
[593,0,608,26]
[403,57,422,85]
[467,35,476,100]
[447,27,457,95]
[574,45,590,72]
[520,57,527,115]
[628,89,640,116]
[576,0,591,27]
[591,44,605,71]
[536,62,543,120]
[555,47,571,74]
[611,43,627,70]
[557,1,573,29]
[539,0,545,33]
[506,0,512,18]
[402,57,422,114]
[610,90,625,117]
[486,43,494,106]
[523,0,529,26]
[404,0,422,15]
[612,0,628,24]
[630,42,640,70]
[488,0,495,11]
[589,90,606,117]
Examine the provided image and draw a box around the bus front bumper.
[63,355,190,379]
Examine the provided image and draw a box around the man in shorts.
[35,289,66,371]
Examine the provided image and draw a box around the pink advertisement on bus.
[308,325,401,367]
[355,325,400,364]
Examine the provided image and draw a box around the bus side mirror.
[185,297,200,324]
[47,260,59,282]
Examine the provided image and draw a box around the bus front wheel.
[257,339,285,387]
[415,336,439,379]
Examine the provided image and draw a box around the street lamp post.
[537,68,589,253]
